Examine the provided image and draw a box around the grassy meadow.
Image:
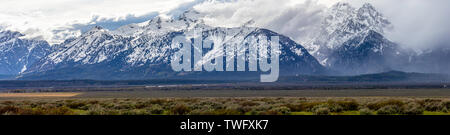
[1,95,450,115]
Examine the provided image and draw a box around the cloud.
[1,0,449,50]
[0,0,198,44]
[195,0,450,50]
[69,0,210,33]
[193,0,329,43]
[0,23,8,31]
[363,0,450,49]
[70,12,159,33]
[166,0,210,18]
[0,0,342,44]
[262,1,325,42]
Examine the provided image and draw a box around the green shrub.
[311,103,343,113]
[328,104,344,113]
[88,104,107,115]
[423,101,442,112]
[368,99,404,110]
[29,108,46,115]
[250,104,271,112]
[401,102,424,115]
[194,109,242,115]
[148,105,164,114]
[135,102,152,109]
[88,100,99,104]
[148,99,167,105]
[441,101,450,109]
[285,102,323,112]
[240,101,259,106]
[214,109,242,115]
[188,109,206,115]
[377,105,401,115]
[47,106,74,115]
[423,99,442,103]
[270,106,291,115]
[359,108,373,115]
[334,100,359,111]
[235,106,252,114]
[442,107,449,113]
[0,106,20,114]
[284,104,301,112]
[170,104,191,115]
[0,106,41,115]
[115,103,136,110]
[14,108,35,115]
[259,110,282,115]
[312,104,330,115]
[121,109,148,115]
[67,102,87,110]
[1,101,14,105]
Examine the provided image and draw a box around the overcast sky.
[1,0,449,49]
[367,0,450,50]
[0,0,201,44]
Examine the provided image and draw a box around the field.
[1,88,450,115]
[0,93,80,98]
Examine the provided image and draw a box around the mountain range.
[17,10,324,80]
[0,3,449,80]
[0,31,51,76]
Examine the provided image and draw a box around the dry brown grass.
[0,96,449,115]
[0,93,80,98]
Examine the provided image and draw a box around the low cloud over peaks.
[1,0,449,50]
[193,0,328,43]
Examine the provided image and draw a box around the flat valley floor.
[3,89,450,99]
[1,88,450,115]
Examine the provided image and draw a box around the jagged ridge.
[20,10,325,80]
[0,31,51,75]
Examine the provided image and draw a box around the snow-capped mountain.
[2,4,448,80]
[304,3,392,66]
[21,10,324,80]
[297,2,418,75]
[327,30,412,75]
[0,30,51,75]
[407,47,450,74]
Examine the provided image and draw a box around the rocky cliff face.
[20,10,325,80]
[0,30,51,75]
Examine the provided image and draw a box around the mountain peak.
[84,26,107,36]
[92,26,104,31]
[303,2,393,66]
[0,30,51,75]
[360,3,376,11]
[357,3,380,16]
[356,3,391,33]
[149,16,163,24]
[365,30,382,37]
[0,30,24,39]
[179,10,203,22]
[330,2,354,12]
[243,19,255,27]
